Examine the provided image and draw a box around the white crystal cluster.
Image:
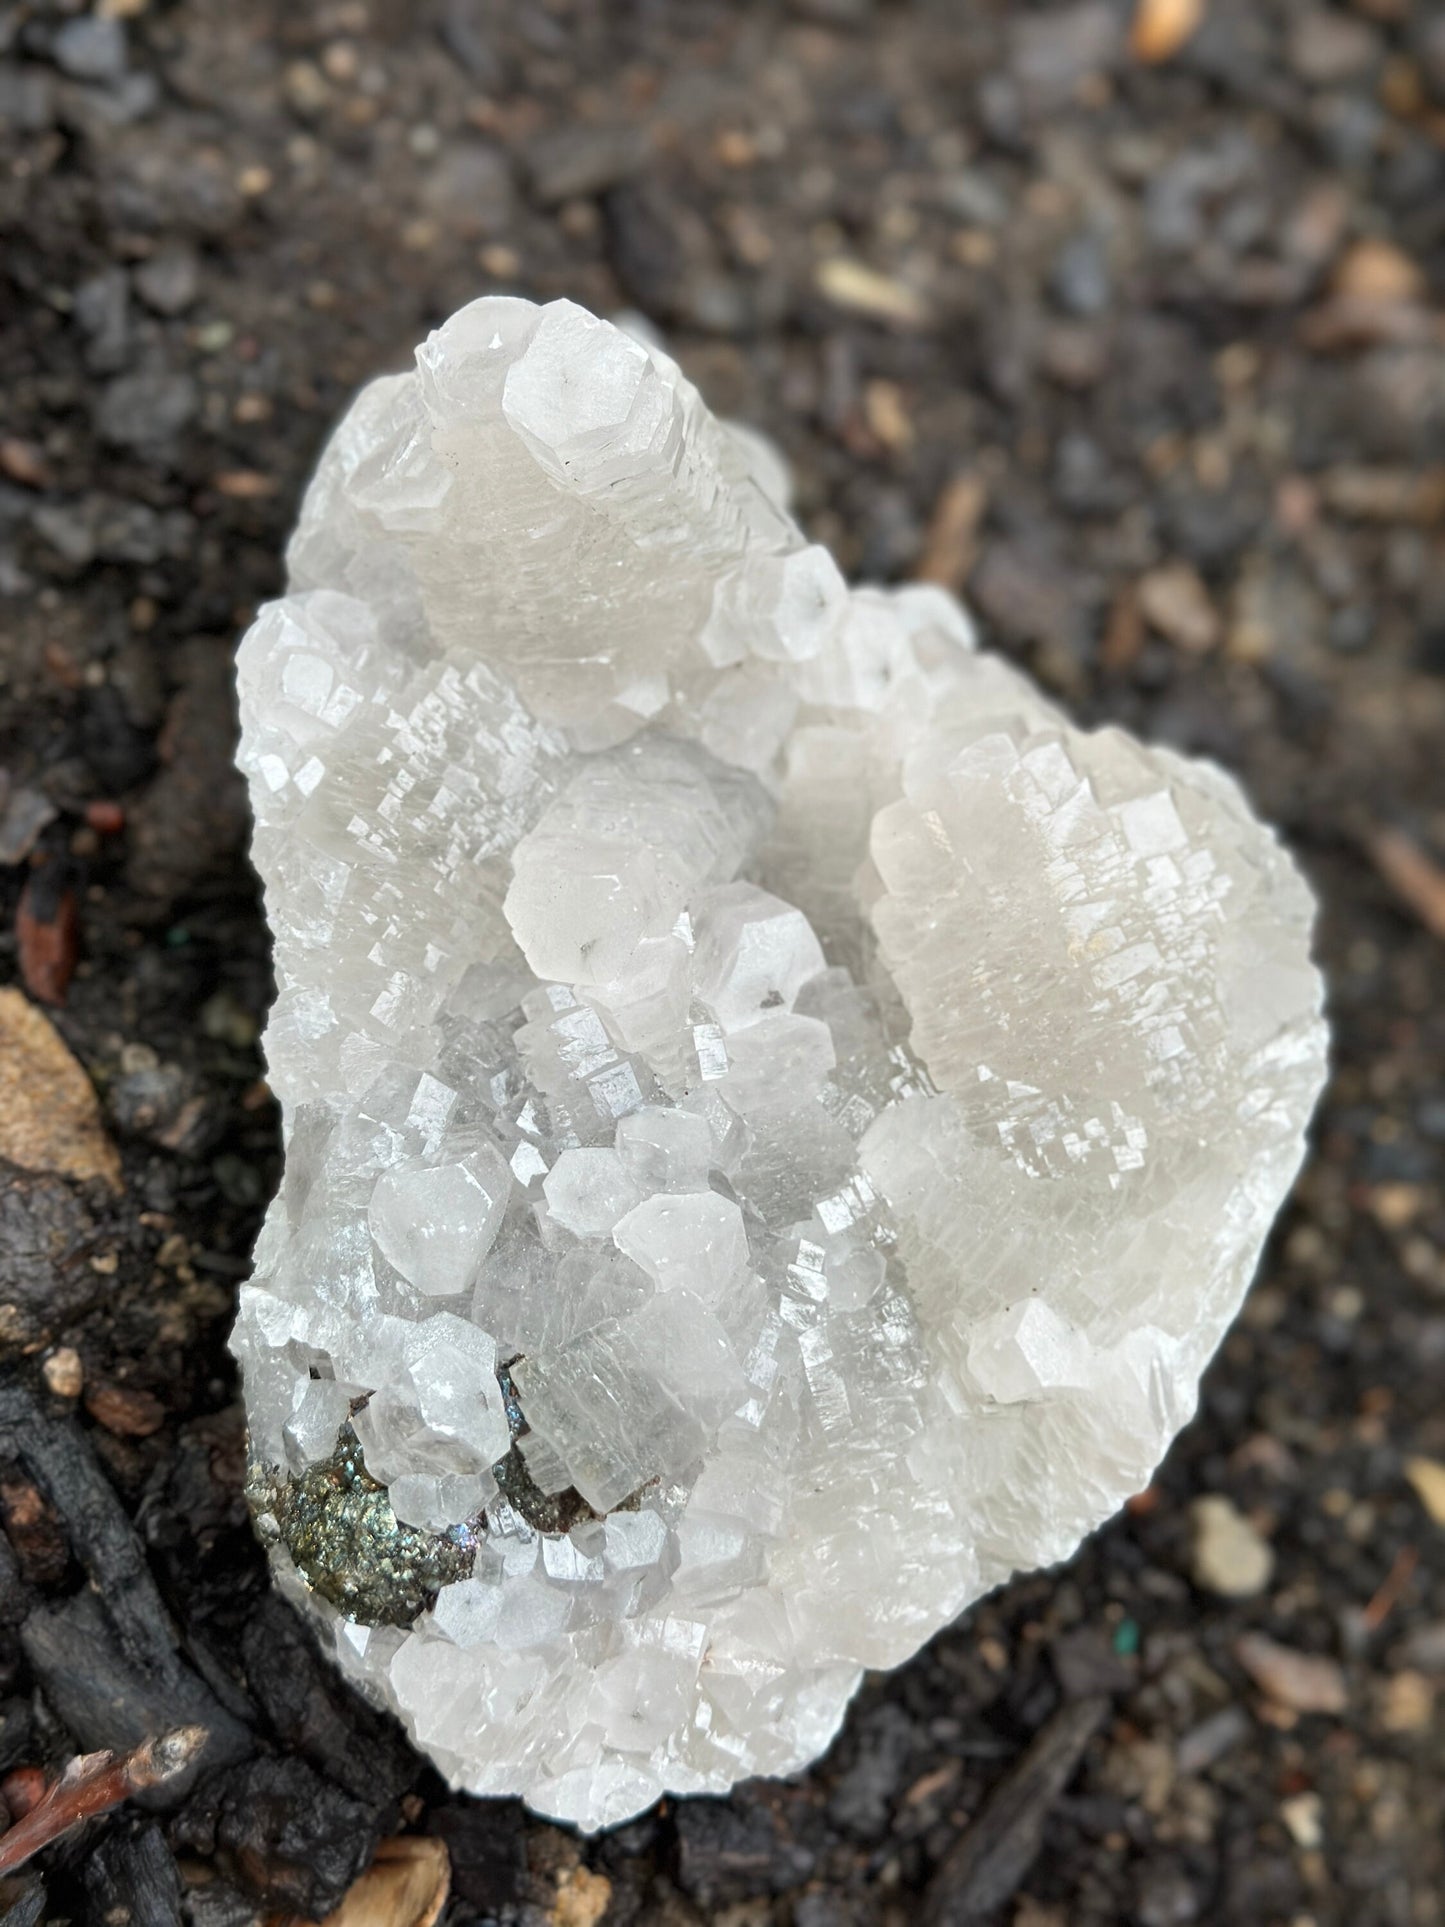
[234,297,1327,1830]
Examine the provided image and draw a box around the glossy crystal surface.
[234,297,1327,1830]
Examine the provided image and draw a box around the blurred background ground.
[0,0,1443,1922]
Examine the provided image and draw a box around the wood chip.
[1129,0,1206,65]
[0,1478,69,1587]
[1404,1457,1445,1526]
[1323,467,1445,526]
[0,785,58,865]
[16,874,79,1007]
[815,257,931,328]
[211,469,279,499]
[85,1385,166,1439]
[0,988,121,1190]
[1367,828,1445,941]
[1296,294,1435,353]
[1101,586,1145,672]
[863,378,914,452]
[914,473,988,590]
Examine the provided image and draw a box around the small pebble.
[815,257,931,328]
[1138,562,1221,654]
[525,124,648,206]
[134,246,201,317]
[1050,232,1111,317]
[1190,1494,1275,1598]
[95,371,198,453]
[1287,10,1379,87]
[1280,1790,1324,1848]
[42,1347,84,1399]
[0,438,53,489]
[200,989,259,1049]
[1176,1704,1250,1775]
[51,15,128,81]
[1129,0,1205,65]
[1332,237,1425,304]
[1378,1669,1434,1733]
[1236,1633,1347,1714]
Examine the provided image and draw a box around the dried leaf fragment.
[0,988,122,1189]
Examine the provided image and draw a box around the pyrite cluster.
[234,297,1327,1830]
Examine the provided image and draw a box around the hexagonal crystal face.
[234,296,1327,1832]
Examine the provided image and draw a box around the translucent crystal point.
[233,296,1327,1831]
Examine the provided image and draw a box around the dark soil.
[1,1,1443,1923]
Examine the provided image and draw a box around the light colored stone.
[233,296,1328,1832]
[42,1346,85,1400]
[1190,1494,1275,1599]
[1236,1633,1347,1714]
[0,988,121,1190]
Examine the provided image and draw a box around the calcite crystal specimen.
[234,297,1327,1830]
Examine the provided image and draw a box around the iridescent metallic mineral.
[233,297,1328,1830]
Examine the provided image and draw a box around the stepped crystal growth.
[235,297,1327,1829]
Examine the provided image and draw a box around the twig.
[0,1727,208,1875]
[1361,1544,1419,1633]
[1367,828,1445,942]
[921,1696,1108,1926]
